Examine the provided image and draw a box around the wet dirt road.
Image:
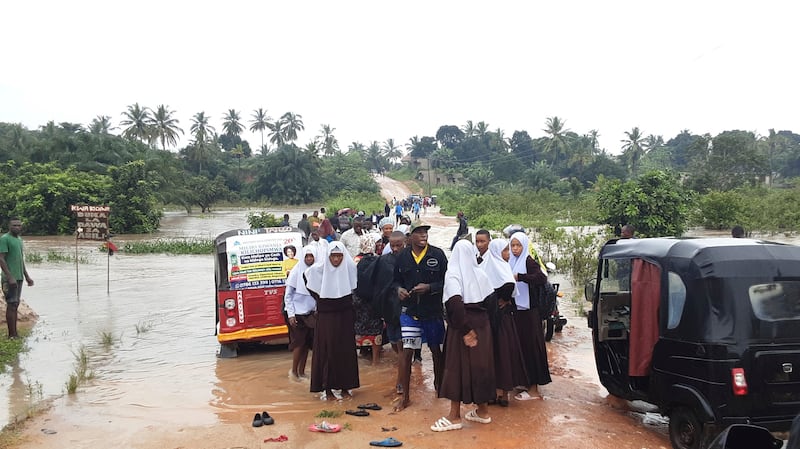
[6,182,674,449]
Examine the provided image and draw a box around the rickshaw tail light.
[731,368,748,395]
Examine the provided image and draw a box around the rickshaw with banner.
[586,237,800,449]
[214,227,305,358]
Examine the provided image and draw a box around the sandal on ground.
[514,391,543,401]
[464,409,491,424]
[370,437,403,447]
[264,435,288,442]
[358,402,382,410]
[430,417,462,432]
[346,409,370,417]
[261,411,275,425]
[308,421,341,433]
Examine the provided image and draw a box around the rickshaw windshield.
[750,281,800,322]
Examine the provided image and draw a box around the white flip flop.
[464,409,492,424]
[430,417,462,432]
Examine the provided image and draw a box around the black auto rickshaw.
[585,237,800,449]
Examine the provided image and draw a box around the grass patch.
[25,251,90,264]
[122,238,213,255]
[315,409,342,418]
[65,345,94,394]
[135,320,154,335]
[0,330,30,373]
[98,330,116,348]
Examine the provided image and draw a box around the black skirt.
[310,295,360,392]
[439,305,496,404]
[513,308,552,387]
[494,306,529,391]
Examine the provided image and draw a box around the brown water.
[9,204,792,447]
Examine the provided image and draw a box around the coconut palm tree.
[317,124,339,156]
[621,127,646,177]
[189,112,215,173]
[151,105,183,151]
[267,120,285,147]
[120,103,152,143]
[222,109,244,138]
[249,108,270,153]
[588,129,600,154]
[462,120,476,138]
[542,116,571,168]
[475,121,490,139]
[383,138,402,164]
[280,112,304,142]
[89,115,115,134]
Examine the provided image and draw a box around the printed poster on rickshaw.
[226,232,303,290]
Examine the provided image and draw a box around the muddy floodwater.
[6,198,795,448]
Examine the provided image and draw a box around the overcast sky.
[2,1,797,154]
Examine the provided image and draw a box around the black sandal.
[358,403,382,411]
[346,409,370,417]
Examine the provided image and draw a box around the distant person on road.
[451,212,469,250]
[284,245,317,381]
[731,225,745,238]
[0,217,34,339]
[620,224,635,239]
[279,213,290,227]
[384,201,391,218]
[297,213,311,238]
[412,201,421,221]
[394,202,404,225]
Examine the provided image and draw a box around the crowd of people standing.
[282,204,552,432]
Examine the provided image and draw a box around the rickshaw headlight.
[731,368,748,395]
[225,317,236,327]
[224,299,236,310]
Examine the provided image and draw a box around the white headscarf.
[508,232,531,309]
[286,245,316,296]
[305,241,358,299]
[443,240,495,305]
[482,238,518,296]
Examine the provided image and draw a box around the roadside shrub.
[247,212,282,228]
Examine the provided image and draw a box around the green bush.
[325,190,388,217]
[692,191,743,229]
[122,238,213,255]
[247,212,282,228]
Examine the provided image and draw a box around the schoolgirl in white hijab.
[285,245,317,315]
[284,245,317,381]
[443,240,495,305]
[433,239,495,432]
[305,241,357,299]
[482,238,518,296]
[508,232,534,310]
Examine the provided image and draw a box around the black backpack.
[535,281,557,315]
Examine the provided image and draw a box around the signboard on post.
[70,205,110,240]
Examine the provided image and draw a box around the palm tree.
[382,138,402,164]
[89,115,115,134]
[120,103,152,143]
[588,129,600,155]
[317,124,339,156]
[462,120,476,138]
[475,121,490,139]
[365,141,386,172]
[222,109,244,138]
[621,126,646,177]
[348,141,366,156]
[267,120,285,147]
[249,108,270,153]
[280,112,304,142]
[151,105,183,151]
[190,112,215,173]
[542,116,571,168]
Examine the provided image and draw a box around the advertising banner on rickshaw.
[226,231,303,290]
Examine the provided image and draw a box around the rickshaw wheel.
[669,407,703,449]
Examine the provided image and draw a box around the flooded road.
[9,187,788,448]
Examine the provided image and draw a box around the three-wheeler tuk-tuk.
[586,237,800,449]
[214,227,305,357]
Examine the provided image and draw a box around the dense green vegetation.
[3,108,800,237]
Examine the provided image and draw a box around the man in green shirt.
[0,217,34,339]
